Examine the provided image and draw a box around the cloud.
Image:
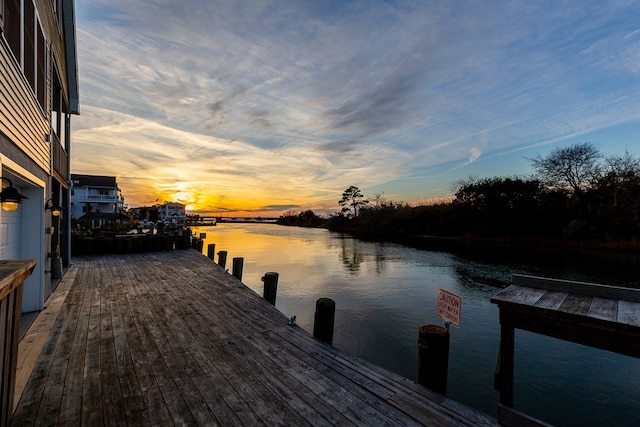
[73,0,640,214]
[314,139,362,155]
[258,205,301,212]
[468,148,483,164]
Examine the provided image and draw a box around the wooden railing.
[50,133,68,184]
[0,260,36,427]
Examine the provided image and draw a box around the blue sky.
[71,0,640,214]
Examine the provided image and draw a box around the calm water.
[194,224,640,426]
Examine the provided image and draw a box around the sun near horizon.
[120,184,338,218]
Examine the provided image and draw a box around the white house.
[157,202,186,227]
[70,174,125,227]
[0,0,79,312]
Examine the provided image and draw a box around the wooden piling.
[196,239,204,253]
[262,272,279,305]
[417,324,450,394]
[232,258,244,280]
[313,298,335,345]
[207,244,216,260]
[217,251,228,268]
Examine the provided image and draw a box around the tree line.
[279,143,640,249]
[328,143,640,244]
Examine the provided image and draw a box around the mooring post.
[217,250,228,268]
[313,298,335,345]
[232,258,244,280]
[196,239,204,253]
[262,272,279,305]
[207,243,216,260]
[417,324,450,394]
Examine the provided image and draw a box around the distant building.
[0,0,79,312]
[157,202,187,227]
[70,174,125,228]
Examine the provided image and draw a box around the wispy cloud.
[73,0,640,213]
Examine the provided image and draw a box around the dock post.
[217,251,228,268]
[196,239,204,253]
[262,272,279,305]
[313,298,335,345]
[417,324,450,394]
[207,244,216,260]
[232,258,244,280]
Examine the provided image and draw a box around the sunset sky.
[71,0,640,216]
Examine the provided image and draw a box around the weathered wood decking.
[12,249,496,426]
[491,274,640,426]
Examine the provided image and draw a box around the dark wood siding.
[0,0,70,172]
[0,42,49,171]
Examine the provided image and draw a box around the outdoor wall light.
[0,177,28,212]
[45,199,62,217]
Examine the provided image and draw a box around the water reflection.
[337,235,366,273]
[196,224,640,426]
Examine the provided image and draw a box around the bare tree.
[529,142,602,195]
[370,192,392,209]
[601,150,640,207]
[604,150,640,180]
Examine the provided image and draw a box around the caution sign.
[437,289,461,328]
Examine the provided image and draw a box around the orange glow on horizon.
[121,184,333,218]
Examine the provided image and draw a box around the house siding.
[0,0,78,312]
[35,0,71,103]
[0,41,50,172]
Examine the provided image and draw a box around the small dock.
[492,274,640,426]
[13,249,496,426]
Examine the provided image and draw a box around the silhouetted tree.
[600,150,640,206]
[453,176,542,234]
[277,210,325,227]
[529,142,602,195]
[339,186,368,218]
[590,150,640,236]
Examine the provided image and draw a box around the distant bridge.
[186,216,279,226]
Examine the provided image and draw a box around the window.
[3,0,47,110]
[52,0,63,31]
[24,0,35,90]
[4,0,20,61]
[51,70,69,144]
[36,20,45,108]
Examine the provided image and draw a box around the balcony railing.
[75,194,119,203]
[51,133,68,182]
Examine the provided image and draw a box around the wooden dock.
[492,274,640,426]
[12,249,496,426]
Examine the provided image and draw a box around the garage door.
[0,207,22,259]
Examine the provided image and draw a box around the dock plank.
[510,288,547,306]
[533,291,568,310]
[99,257,148,426]
[558,294,593,316]
[617,300,640,327]
[110,258,173,426]
[587,297,618,322]
[56,263,94,426]
[13,250,497,426]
